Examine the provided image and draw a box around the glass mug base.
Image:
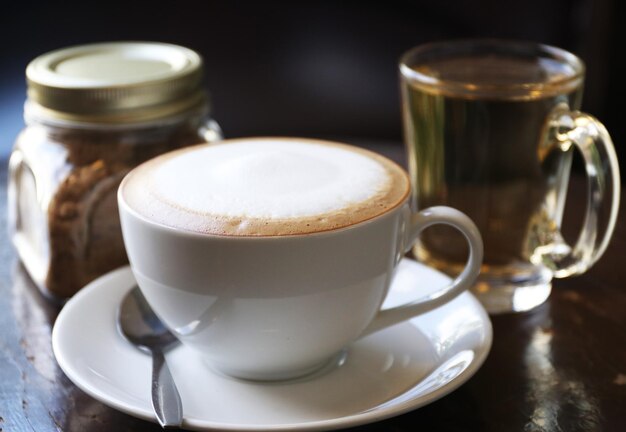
[414,245,552,314]
[471,275,552,315]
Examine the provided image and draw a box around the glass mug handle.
[361,207,484,337]
[540,104,621,278]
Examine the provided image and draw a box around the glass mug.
[400,39,620,314]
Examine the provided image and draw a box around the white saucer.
[52,259,492,431]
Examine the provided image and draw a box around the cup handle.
[538,105,620,278]
[360,206,483,337]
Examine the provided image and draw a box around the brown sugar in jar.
[8,42,222,299]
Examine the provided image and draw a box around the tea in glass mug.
[400,40,620,313]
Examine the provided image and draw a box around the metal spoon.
[117,285,183,428]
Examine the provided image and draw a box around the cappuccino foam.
[121,138,409,236]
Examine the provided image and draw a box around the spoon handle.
[151,349,183,428]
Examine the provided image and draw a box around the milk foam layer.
[122,138,409,236]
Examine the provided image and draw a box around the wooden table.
[0,146,625,432]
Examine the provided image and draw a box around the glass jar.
[8,42,222,299]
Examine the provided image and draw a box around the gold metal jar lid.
[26,41,207,123]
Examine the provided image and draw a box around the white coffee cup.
[118,138,483,380]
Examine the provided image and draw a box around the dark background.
[0,0,622,161]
